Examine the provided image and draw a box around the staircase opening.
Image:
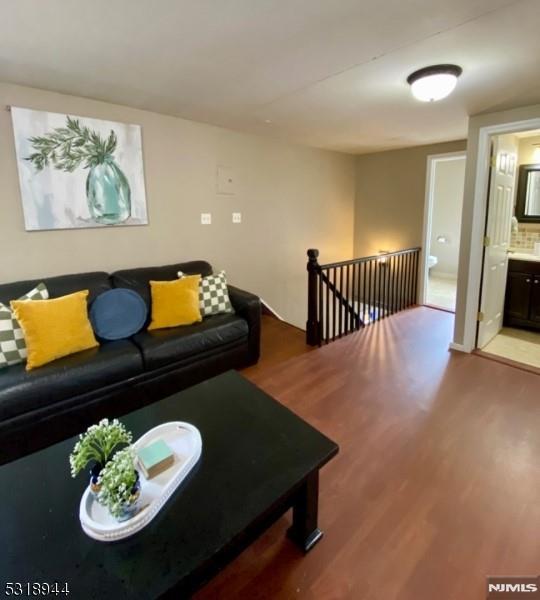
[306,247,421,346]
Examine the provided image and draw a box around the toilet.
[428,255,438,270]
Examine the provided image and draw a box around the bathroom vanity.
[505,253,540,330]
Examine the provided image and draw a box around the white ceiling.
[1,0,539,154]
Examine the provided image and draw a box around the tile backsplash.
[511,229,540,250]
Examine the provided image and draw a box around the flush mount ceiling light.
[407,64,462,102]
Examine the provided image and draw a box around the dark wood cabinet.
[530,277,540,323]
[504,259,540,330]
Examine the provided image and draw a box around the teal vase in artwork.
[86,158,131,225]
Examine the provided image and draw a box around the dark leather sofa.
[0,261,260,463]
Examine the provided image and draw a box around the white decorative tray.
[79,421,202,542]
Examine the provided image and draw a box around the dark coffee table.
[0,371,338,598]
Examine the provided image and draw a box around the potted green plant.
[69,418,132,494]
[97,447,141,522]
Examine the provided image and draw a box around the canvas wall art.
[11,107,148,231]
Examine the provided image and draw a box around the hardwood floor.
[196,308,540,600]
[242,314,314,377]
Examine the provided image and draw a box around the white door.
[477,134,518,348]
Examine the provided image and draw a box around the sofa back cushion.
[0,272,112,306]
[111,262,212,315]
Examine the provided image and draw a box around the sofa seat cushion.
[0,340,144,422]
[132,314,248,371]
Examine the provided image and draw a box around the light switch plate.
[232,212,242,224]
[201,213,212,225]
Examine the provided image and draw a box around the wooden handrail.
[319,247,421,270]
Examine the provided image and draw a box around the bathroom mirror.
[516,164,540,222]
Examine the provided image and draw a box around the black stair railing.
[306,247,421,346]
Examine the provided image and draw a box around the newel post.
[306,249,321,346]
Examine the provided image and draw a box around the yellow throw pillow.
[11,290,98,370]
[148,276,202,330]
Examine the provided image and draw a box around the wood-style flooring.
[196,308,540,600]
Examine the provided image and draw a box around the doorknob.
[526,279,531,283]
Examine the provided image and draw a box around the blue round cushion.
[90,288,147,341]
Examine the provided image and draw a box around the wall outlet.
[232,212,242,224]
[201,213,212,225]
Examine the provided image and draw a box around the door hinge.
[490,156,497,168]
[477,311,484,322]
[483,236,491,247]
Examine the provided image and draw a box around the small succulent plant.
[69,418,132,478]
[97,447,140,519]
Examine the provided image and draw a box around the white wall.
[429,157,466,278]
[354,140,467,258]
[0,83,356,329]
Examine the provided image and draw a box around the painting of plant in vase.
[11,107,148,231]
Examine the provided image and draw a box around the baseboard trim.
[430,271,458,280]
[474,349,540,376]
[449,341,469,353]
[260,299,284,321]
[259,301,307,334]
[423,303,455,315]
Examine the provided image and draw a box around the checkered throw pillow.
[177,271,234,317]
[0,283,49,368]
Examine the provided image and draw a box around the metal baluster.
[368,260,375,323]
[356,262,362,330]
[344,264,350,335]
[406,252,412,306]
[404,253,410,308]
[397,254,403,311]
[402,253,408,308]
[350,263,356,331]
[338,266,344,337]
[377,257,382,322]
[332,267,337,341]
[391,256,397,314]
[412,250,419,305]
[383,256,389,318]
[325,268,330,343]
[318,270,323,345]
[409,251,414,307]
[362,261,367,324]
[402,253,407,310]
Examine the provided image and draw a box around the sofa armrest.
[228,285,261,364]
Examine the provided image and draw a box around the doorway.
[421,152,466,312]
[476,129,540,370]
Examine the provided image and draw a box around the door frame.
[420,151,467,306]
[457,117,540,353]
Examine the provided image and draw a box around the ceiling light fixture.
[407,64,462,102]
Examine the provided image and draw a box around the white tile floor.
[426,274,457,311]
[483,327,540,369]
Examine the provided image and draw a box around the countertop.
[508,250,540,262]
